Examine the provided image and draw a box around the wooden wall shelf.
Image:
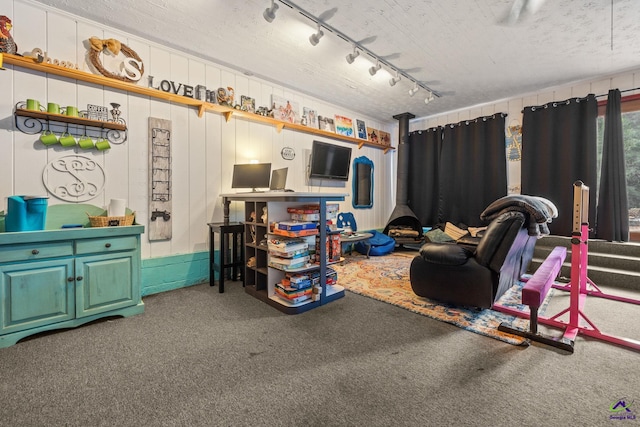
[2,53,394,153]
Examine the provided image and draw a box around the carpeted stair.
[530,235,640,291]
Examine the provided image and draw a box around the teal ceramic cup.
[40,130,58,145]
[95,138,111,151]
[59,132,76,147]
[26,99,41,111]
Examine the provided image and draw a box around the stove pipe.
[383,112,423,239]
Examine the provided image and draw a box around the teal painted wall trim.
[142,251,210,296]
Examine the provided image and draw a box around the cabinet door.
[0,259,75,334]
[75,252,139,318]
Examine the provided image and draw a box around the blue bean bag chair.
[355,230,395,256]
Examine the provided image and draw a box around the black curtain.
[596,89,629,241]
[407,127,442,226]
[521,95,598,236]
[438,114,507,227]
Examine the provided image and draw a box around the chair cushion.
[419,242,473,266]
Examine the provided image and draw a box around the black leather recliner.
[409,211,537,309]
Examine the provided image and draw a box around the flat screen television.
[309,140,352,181]
[231,163,271,192]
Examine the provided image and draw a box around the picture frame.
[271,94,299,123]
[318,115,335,132]
[241,95,255,113]
[378,130,391,146]
[303,107,317,128]
[334,115,354,137]
[367,127,379,144]
[355,119,367,140]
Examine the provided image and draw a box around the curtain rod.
[595,87,640,98]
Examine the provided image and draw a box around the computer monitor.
[231,163,271,192]
[269,167,288,191]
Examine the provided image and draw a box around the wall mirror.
[352,156,374,209]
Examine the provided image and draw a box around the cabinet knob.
[31,249,40,255]
[76,276,83,281]
[68,277,75,282]
[105,243,112,248]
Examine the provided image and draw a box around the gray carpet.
[1,279,639,427]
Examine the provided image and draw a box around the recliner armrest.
[419,242,473,266]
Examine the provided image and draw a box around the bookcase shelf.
[222,192,346,314]
[2,53,394,153]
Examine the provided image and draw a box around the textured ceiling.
[29,0,640,122]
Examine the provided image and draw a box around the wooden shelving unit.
[2,53,394,153]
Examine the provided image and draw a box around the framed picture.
[355,119,367,140]
[367,127,379,144]
[334,115,354,137]
[378,130,391,146]
[303,107,317,128]
[271,94,299,123]
[241,95,255,113]
[318,115,335,132]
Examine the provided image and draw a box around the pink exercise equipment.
[494,181,640,353]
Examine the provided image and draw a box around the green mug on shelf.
[65,106,79,117]
[26,99,41,111]
[78,135,94,149]
[47,102,60,114]
[95,138,111,151]
[59,132,76,147]
[39,130,58,145]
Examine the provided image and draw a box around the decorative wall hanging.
[43,155,106,202]
[240,95,255,113]
[217,87,234,106]
[0,15,18,55]
[318,115,335,132]
[148,117,172,241]
[303,107,317,128]
[506,123,522,162]
[355,119,367,140]
[88,37,144,82]
[281,146,295,160]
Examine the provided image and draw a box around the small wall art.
[334,115,354,137]
[367,127,379,144]
[355,119,367,140]
[272,94,299,123]
[241,95,255,113]
[378,130,391,146]
[303,107,317,128]
[318,115,335,132]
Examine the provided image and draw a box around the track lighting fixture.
[346,47,360,64]
[389,72,401,86]
[369,60,381,76]
[263,0,279,23]
[424,91,435,104]
[309,25,324,46]
[409,83,419,97]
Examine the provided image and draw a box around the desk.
[340,232,373,258]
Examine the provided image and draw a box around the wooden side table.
[208,222,245,293]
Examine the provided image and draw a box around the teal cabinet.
[0,225,144,348]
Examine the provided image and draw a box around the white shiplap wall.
[1,0,398,261]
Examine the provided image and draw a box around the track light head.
[424,91,435,104]
[369,61,381,76]
[263,1,279,23]
[389,74,401,86]
[346,49,360,64]
[309,26,324,46]
[409,84,419,96]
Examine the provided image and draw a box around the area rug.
[333,251,549,346]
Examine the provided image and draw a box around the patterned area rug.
[333,251,546,346]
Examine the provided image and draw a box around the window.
[597,94,640,241]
